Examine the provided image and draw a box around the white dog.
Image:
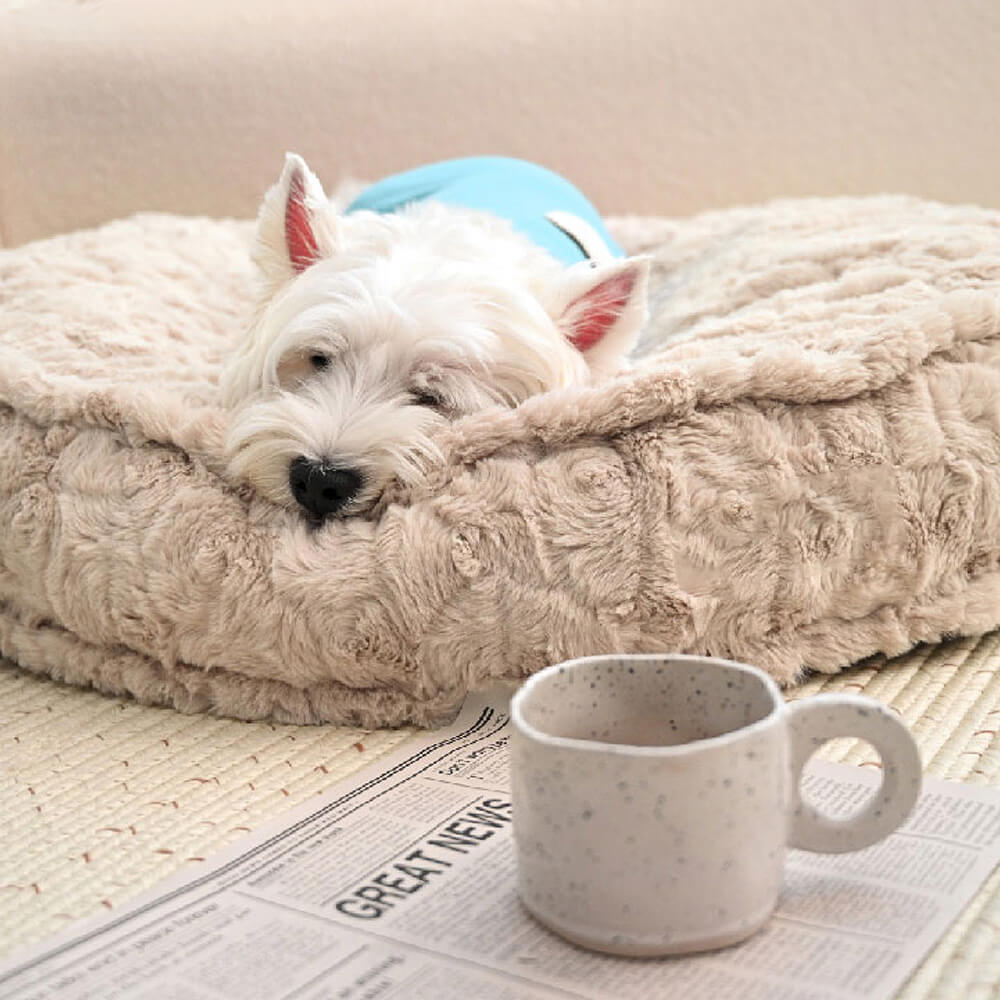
[221,154,649,519]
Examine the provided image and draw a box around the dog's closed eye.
[411,389,444,408]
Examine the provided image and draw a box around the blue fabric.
[345,156,624,266]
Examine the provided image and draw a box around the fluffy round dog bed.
[2,196,1000,727]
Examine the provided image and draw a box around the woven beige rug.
[2,635,998,998]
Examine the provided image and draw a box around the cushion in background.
[2,195,1000,726]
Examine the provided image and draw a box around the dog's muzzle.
[289,457,363,518]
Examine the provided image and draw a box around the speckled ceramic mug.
[510,653,922,957]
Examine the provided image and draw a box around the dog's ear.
[555,257,650,376]
[253,153,338,293]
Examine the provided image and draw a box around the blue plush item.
[345,156,624,267]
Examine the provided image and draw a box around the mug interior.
[517,656,778,748]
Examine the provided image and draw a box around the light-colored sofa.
[3,0,1000,247]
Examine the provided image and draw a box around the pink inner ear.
[566,269,637,352]
[285,170,320,272]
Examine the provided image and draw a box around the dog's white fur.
[221,154,649,517]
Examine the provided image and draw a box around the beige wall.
[3,0,1000,246]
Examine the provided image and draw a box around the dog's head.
[221,154,649,519]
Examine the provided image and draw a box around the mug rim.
[510,653,785,757]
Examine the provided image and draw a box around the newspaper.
[1,686,998,1000]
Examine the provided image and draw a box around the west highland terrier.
[221,155,650,520]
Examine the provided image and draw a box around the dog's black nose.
[289,457,362,518]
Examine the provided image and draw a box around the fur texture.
[2,196,1000,726]
[221,156,649,518]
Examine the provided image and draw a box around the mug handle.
[786,694,922,853]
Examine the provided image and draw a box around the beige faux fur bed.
[2,196,1000,727]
